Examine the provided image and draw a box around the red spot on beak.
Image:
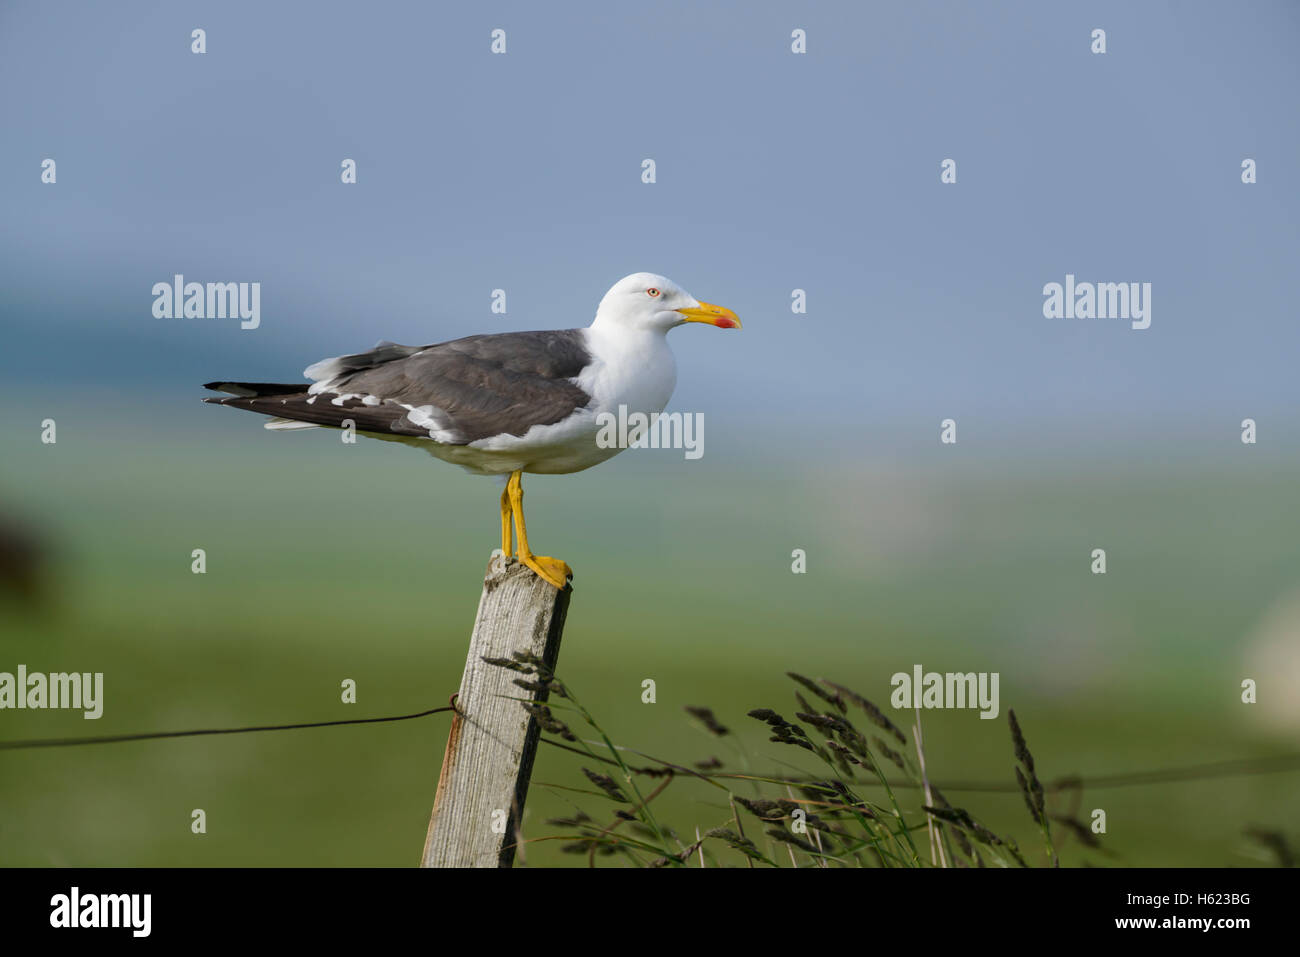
[714,317,737,329]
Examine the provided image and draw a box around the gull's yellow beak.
[677,301,742,330]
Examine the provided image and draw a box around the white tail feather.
[264,417,321,431]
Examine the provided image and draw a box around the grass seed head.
[1051,814,1102,849]
[767,828,819,854]
[1008,708,1035,773]
[872,736,908,770]
[481,655,535,674]
[683,705,729,736]
[786,672,846,712]
[704,827,765,861]
[735,796,787,821]
[1015,766,1039,822]
[581,767,629,803]
[521,701,577,741]
[822,680,908,746]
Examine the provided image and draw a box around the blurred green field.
[1,406,1297,867]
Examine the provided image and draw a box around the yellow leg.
[500,486,514,556]
[506,470,571,589]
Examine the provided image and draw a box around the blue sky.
[3,0,1298,446]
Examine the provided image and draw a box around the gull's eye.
[646,287,660,298]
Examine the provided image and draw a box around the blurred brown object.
[0,512,48,607]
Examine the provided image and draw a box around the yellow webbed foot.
[521,554,572,590]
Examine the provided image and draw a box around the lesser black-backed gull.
[203,272,741,588]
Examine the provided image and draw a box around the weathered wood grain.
[421,555,571,868]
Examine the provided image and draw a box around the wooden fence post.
[421,554,571,868]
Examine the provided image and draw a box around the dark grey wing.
[204,330,594,445]
[202,386,441,438]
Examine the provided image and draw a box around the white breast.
[576,325,677,420]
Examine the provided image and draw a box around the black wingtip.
[202,381,307,398]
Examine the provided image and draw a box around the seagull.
[203,272,741,589]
